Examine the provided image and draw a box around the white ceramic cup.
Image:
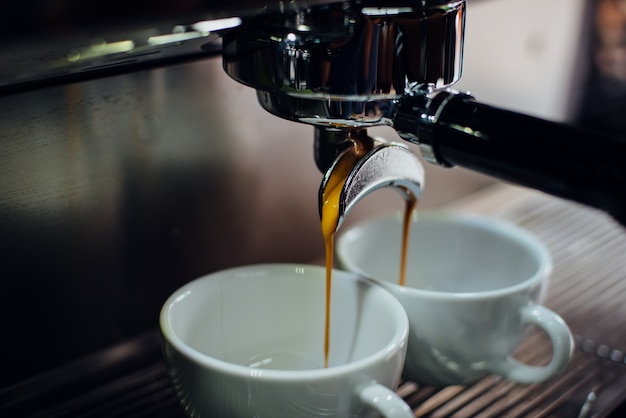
[336,211,574,387]
[160,263,413,418]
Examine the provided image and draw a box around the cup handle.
[494,304,574,384]
[358,383,413,418]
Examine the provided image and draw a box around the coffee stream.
[399,197,417,287]
[321,137,373,368]
[321,137,417,367]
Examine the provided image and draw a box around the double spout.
[317,128,424,231]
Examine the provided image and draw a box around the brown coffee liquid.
[320,136,417,367]
[320,136,372,368]
[399,196,417,287]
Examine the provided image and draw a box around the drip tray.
[2,184,626,417]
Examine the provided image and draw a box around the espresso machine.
[2,0,626,416]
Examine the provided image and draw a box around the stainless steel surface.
[0,0,341,94]
[0,0,464,96]
[0,56,327,386]
[320,136,424,230]
[223,0,465,128]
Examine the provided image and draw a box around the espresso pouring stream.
[320,137,417,367]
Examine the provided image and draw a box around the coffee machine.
[2,0,626,416]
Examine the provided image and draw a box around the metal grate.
[2,184,625,417]
[0,331,185,418]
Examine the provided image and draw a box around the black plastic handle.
[425,95,626,225]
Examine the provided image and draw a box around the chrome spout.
[319,129,424,231]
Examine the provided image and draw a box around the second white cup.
[336,211,574,387]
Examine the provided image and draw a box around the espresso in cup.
[336,211,574,387]
[160,264,412,417]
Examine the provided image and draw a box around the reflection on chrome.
[147,32,206,46]
[191,17,243,33]
[63,16,243,65]
[224,1,465,128]
[67,40,135,62]
[361,7,414,16]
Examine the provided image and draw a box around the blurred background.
[1,0,624,389]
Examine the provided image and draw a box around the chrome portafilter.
[222,1,456,226]
[223,1,465,130]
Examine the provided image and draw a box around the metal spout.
[319,130,424,231]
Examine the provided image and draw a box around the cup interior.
[337,211,551,294]
[161,264,407,372]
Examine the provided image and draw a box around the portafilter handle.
[393,89,626,227]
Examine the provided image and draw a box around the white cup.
[160,263,413,417]
[336,211,574,387]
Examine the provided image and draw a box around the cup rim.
[160,263,409,381]
[336,210,553,299]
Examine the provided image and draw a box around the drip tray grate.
[2,185,626,417]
